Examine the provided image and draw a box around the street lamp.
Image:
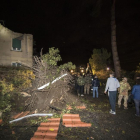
[107,67,110,71]
[71,70,74,73]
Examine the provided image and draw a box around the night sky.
[1,0,140,71]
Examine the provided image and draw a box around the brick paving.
[30,118,60,140]
[0,107,91,139]
[62,114,91,127]
[0,119,2,125]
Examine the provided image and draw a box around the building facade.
[0,24,33,66]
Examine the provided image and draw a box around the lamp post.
[70,70,74,73]
[107,67,110,71]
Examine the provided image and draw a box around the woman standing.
[132,79,140,117]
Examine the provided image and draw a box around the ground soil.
[0,86,140,140]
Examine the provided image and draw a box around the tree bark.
[111,0,121,78]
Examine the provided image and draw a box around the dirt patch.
[1,86,140,140]
[57,87,140,140]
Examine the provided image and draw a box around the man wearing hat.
[118,77,131,109]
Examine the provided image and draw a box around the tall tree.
[111,0,121,78]
[89,48,111,74]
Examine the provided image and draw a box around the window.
[12,62,21,67]
[12,38,21,51]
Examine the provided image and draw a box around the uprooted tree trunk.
[24,55,81,112]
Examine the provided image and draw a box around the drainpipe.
[9,113,53,123]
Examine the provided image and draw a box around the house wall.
[0,24,33,66]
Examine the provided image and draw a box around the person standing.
[84,74,92,94]
[132,79,140,117]
[118,77,131,109]
[104,73,120,115]
[74,73,79,92]
[92,75,100,98]
[77,74,85,96]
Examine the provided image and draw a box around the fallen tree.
[23,47,81,112]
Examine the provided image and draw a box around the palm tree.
[111,0,121,78]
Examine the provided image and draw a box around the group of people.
[74,72,140,117]
[104,73,140,117]
[75,73,100,97]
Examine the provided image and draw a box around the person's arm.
[132,86,135,95]
[117,80,120,88]
[128,83,131,90]
[104,78,109,93]
[98,79,100,87]
[92,79,94,86]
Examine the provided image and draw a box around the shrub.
[0,67,35,116]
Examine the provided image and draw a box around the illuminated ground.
[0,86,140,140]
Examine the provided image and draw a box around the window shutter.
[12,63,21,67]
[17,63,21,66]
[12,38,21,50]
[12,63,16,66]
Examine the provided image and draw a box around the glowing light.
[71,70,74,73]
[38,73,67,90]
[81,70,84,73]
[107,67,110,71]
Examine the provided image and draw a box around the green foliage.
[42,47,62,66]
[0,68,35,114]
[0,80,13,113]
[59,62,76,71]
[0,80,14,95]
[89,48,111,74]
[136,63,140,73]
[30,116,49,125]
[41,47,75,82]
[11,70,35,89]
[42,47,75,70]
[95,70,111,80]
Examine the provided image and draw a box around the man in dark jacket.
[92,75,100,98]
[132,79,140,117]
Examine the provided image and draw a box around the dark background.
[1,0,140,71]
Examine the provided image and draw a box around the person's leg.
[95,87,98,98]
[80,85,84,96]
[124,95,128,108]
[87,84,90,94]
[77,85,79,95]
[79,86,81,95]
[84,85,87,94]
[75,83,77,91]
[112,91,117,112]
[109,91,117,112]
[93,87,95,98]
[81,85,84,94]
[139,100,140,112]
[118,95,123,107]
[134,99,140,116]
[109,92,113,111]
